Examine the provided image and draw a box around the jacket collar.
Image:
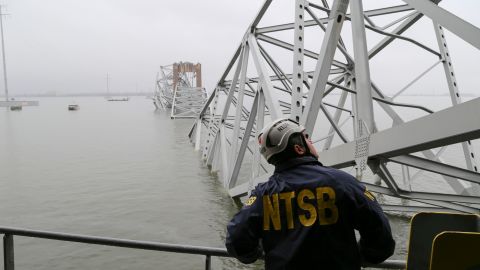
[274,155,322,173]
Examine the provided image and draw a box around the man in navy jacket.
[226,118,395,269]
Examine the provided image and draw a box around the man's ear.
[293,144,306,155]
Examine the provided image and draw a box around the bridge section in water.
[189,0,480,214]
[154,62,208,119]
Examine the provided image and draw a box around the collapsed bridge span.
[189,0,480,214]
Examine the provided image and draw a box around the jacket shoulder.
[309,166,367,195]
[252,178,275,195]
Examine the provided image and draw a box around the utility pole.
[0,5,9,101]
[106,73,109,97]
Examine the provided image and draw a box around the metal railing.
[0,226,406,269]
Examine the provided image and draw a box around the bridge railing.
[0,226,405,269]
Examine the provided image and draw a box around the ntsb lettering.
[263,187,338,230]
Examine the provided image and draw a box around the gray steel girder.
[319,98,480,168]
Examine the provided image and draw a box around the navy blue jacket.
[226,156,395,270]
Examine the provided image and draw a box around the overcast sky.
[2,0,264,95]
[1,0,479,96]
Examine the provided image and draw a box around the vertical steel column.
[202,88,221,160]
[401,165,412,191]
[206,133,219,168]
[194,119,202,151]
[3,234,14,270]
[221,47,246,122]
[433,23,479,195]
[229,44,250,174]
[351,80,360,135]
[195,63,202,88]
[323,77,349,151]
[301,0,349,135]
[219,125,230,187]
[229,93,259,188]
[170,87,178,119]
[351,0,376,180]
[210,135,221,172]
[291,0,306,122]
[350,0,375,136]
[251,90,265,192]
[434,23,479,175]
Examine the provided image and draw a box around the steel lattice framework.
[153,62,207,118]
[189,0,480,213]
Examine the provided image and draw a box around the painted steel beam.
[219,125,230,187]
[191,0,480,215]
[433,23,479,178]
[258,44,293,94]
[206,127,219,166]
[248,34,284,120]
[291,0,306,122]
[363,183,480,213]
[218,45,243,87]
[251,0,273,30]
[305,6,353,65]
[388,155,480,185]
[323,89,349,150]
[368,0,442,59]
[374,162,401,195]
[256,4,413,34]
[229,93,259,188]
[197,89,216,119]
[320,103,348,143]
[362,4,413,17]
[301,0,349,135]
[319,97,480,168]
[351,0,375,135]
[414,199,479,214]
[368,13,421,59]
[202,89,222,160]
[256,34,348,69]
[225,69,342,85]
[363,23,440,57]
[381,204,460,213]
[193,120,202,151]
[221,46,245,122]
[251,91,266,184]
[229,43,250,174]
[402,0,480,50]
[371,82,467,195]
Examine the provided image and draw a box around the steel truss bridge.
[153,62,207,119]
[189,0,480,213]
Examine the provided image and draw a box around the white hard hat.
[258,118,305,162]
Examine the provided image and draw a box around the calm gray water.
[3,95,473,269]
[0,97,253,269]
